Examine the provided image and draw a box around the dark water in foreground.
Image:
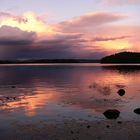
[0,63,140,137]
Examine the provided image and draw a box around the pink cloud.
[0,12,28,23]
[56,12,127,32]
[101,0,140,5]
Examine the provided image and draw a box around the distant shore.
[0,52,140,64]
[0,59,100,64]
[0,119,140,140]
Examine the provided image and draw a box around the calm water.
[0,63,140,127]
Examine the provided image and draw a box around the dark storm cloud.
[0,26,85,59]
[0,26,36,59]
[92,36,130,42]
[0,25,36,46]
[0,39,33,46]
[0,25,130,59]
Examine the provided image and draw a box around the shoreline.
[0,119,140,140]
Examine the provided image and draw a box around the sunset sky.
[0,0,140,59]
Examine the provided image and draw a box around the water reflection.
[102,65,140,74]
[0,64,140,121]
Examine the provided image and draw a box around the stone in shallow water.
[117,89,125,96]
[117,121,122,124]
[134,108,140,114]
[11,85,16,88]
[103,109,120,119]
[106,125,110,128]
[87,125,90,128]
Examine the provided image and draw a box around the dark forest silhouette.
[101,52,140,63]
[0,59,99,64]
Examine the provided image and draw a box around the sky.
[0,0,140,59]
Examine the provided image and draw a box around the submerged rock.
[11,86,16,88]
[134,108,140,115]
[117,121,122,124]
[106,125,110,128]
[103,109,120,119]
[87,125,90,128]
[117,89,125,96]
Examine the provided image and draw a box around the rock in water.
[103,109,120,119]
[11,86,16,88]
[134,108,140,114]
[117,89,125,96]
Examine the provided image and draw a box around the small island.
[101,52,140,64]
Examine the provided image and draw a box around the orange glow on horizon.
[97,40,132,50]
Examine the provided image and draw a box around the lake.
[0,63,140,139]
